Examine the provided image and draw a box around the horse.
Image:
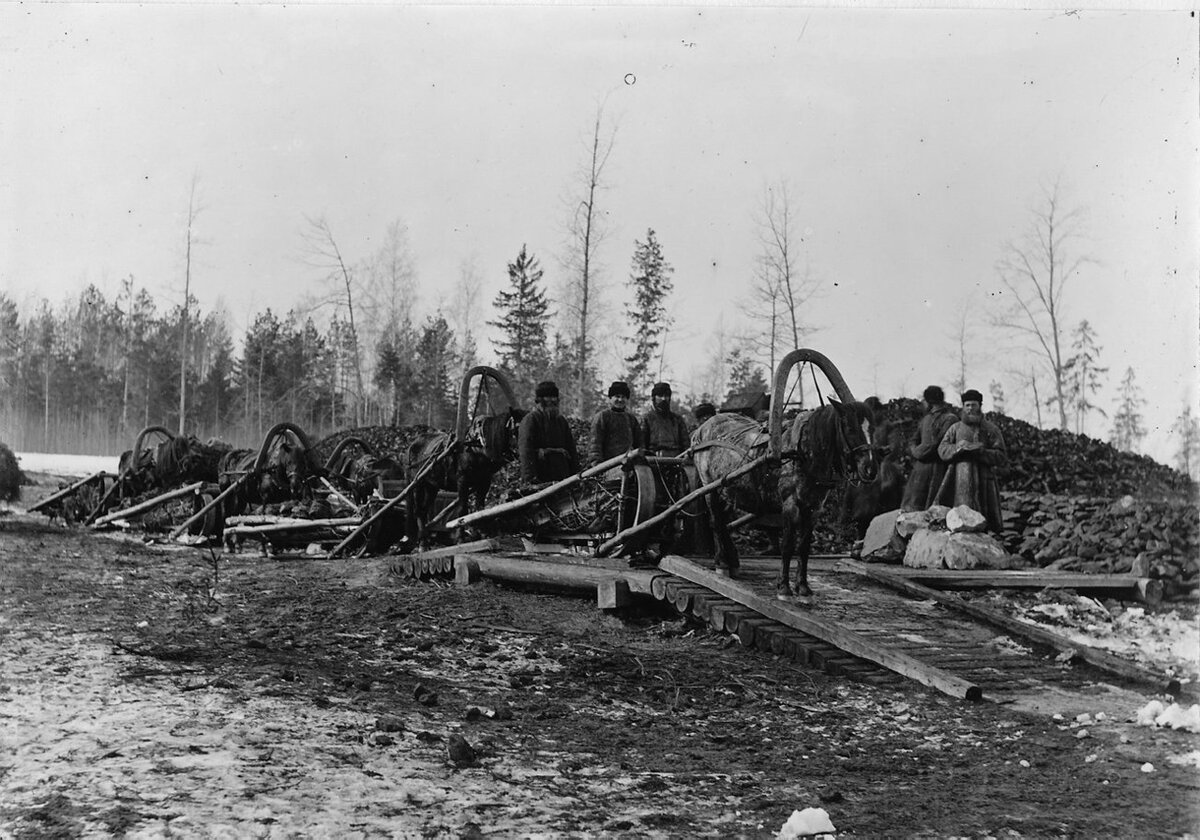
[150,435,228,487]
[690,399,878,598]
[841,418,908,537]
[218,437,315,515]
[405,407,526,548]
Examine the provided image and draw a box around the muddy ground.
[2,497,1199,838]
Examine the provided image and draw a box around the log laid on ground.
[430,551,662,595]
[92,482,205,528]
[29,470,109,513]
[224,517,362,537]
[659,554,983,701]
[843,563,1164,604]
[843,560,1182,695]
[409,539,499,561]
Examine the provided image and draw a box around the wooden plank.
[845,561,1183,695]
[596,579,632,610]
[455,557,482,586]
[91,482,204,528]
[660,554,983,701]
[29,470,108,513]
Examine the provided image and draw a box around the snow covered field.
[16,452,120,478]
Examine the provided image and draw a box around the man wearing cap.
[935,388,1008,532]
[900,385,959,513]
[518,381,580,485]
[692,401,717,426]
[640,382,690,457]
[589,381,642,468]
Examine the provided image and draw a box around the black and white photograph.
[1,4,1198,838]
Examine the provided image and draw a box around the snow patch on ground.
[16,452,120,478]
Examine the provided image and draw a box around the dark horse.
[841,418,908,537]
[405,407,526,547]
[691,399,878,598]
[218,435,315,515]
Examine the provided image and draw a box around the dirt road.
[2,513,1198,838]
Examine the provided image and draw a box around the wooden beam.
[844,560,1182,696]
[409,539,499,562]
[660,554,982,701]
[454,557,482,586]
[29,470,108,513]
[92,482,204,528]
[596,578,632,610]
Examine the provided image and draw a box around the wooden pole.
[168,474,249,540]
[660,554,983,701]
[92,482,204,528]
[29,471,107,513]
[446,450,642,531]
[225,517,361,537]
[595,453,773,557]
[319,477,362,514]
[328,440,456,559]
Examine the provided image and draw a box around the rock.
[896,510,934,538]
[376,715,405,733]
[862,509,901,559]
[946,505,987,533]
[904,529,1014,570]
[1130,553,1152,577]
[447,734,477,767]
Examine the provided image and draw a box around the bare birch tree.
[743,180,821,379]
[993,180,1092,431]
[301,215,365,425]
[560,106,615,416]
[178,173,203,434]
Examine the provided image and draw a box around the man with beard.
[518,381,580,486]
[901,385,959,513]
[640,382,690,457]
[935,388,1008,532]
[589,381,641,470]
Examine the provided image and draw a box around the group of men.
[517,379,700,487]
[901,385,1008,532]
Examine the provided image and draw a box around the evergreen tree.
[1110,367,1147,453]
[988,380,1006,416]
[624,229,674,398]
[1171,403,1200,479]
[724,346,768,405]
[1062,319,1108,435]
[488,245,551,402]
[413,313,457,427]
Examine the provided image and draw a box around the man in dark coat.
[640,382,690,457]
[589,381,642,469]
[936,388,1007,532]
[692,401,717,426]
[900,385,959,512]
[518,381,580,485]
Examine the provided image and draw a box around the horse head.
[474,407,527,465]
[829,399,878,485]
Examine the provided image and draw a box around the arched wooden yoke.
[768,349,857,459]
[254,422,317,473]
[322,436,375,473]
[455,366,520,439]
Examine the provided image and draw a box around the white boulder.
[904,529,1014,570]
[946,505,987,533]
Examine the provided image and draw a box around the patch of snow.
[777,807,836,839]
[16,451,120,477]
[1136,701,1200,733]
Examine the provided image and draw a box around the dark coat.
[935,418,1007,531]
[901,405,959,512]
[589,408,641,466]
[640,409,690,457]
[518,408,580,484]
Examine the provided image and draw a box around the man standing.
[900,385,959,512]
[518,381,580,485]
[936,388,1008,532]
[640,382,690,457]
[589,381,641,468]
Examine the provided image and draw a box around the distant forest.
[0,282,473,455]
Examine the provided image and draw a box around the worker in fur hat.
[935,388,1008,531]
[589,380,642,469]
[518,381,580,485]
[640,382,690,457]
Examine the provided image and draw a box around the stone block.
[946,505,987,533]
[862,509,901,559]
[903,528,949,569]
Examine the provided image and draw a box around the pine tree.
[413,314,457,427]
[624,229,675,398]
[1110,367,1146,453]
[724,346,768,405]
[1171,403,1200,479]
[488,245,551,402]
[1062,319,1108,435]
[988,380,1006,416]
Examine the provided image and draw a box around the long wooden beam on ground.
[842,560,1182,696]
[659,554,982,701]
[28,471,108,513]
[92,482,204,528]
[224,517,362,538]
[440,552,663,597]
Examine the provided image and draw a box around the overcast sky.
[2,4,1197,465]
